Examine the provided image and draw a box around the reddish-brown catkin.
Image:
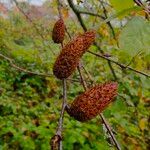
[66,82,118,122]
[53,30,96,79]
[52,19,65,44]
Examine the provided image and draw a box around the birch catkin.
[52,19,65,44]
[53,30,96,79]
[66,82,118,122]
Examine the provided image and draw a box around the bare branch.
[0,53,52,77]
[99,114,121,150]
[67,0,118,80]
[79,11,105,19]
[99,0,118,80]
[134,0,150,17]
[77,61,121,150]
[77,63,88,90]
[50,79,67,150]
[67,0,87,31]
[108,60,118,81]
[0,53,89,84]
[99,0,117,41]
[88,51,150,78]
[66,2,121,148]
[57,0,63,19]
[57,79,67,149]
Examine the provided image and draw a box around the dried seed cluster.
[52,19,65,43]
[66,82,118,122]
[53,31,96,79]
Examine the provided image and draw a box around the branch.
[57,0,63,19]
[67,0,118,80]
[66,2,121,148]
[77,63,88,90]
[99,0,118,80]
[134,0,150,17]
[81,64,95,84]
[0,53,89,85]
[100,114,121,150]
[108,60,118,80]
[67,0,87,31]
[77,62,121,150]
[50,79,67,150]
[0,53,52,77]
[79,11,105,19]
[99,0,117,41]
[56,79,67,149]
[88,51,150,78]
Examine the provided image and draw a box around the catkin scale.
[53,31,96,79]
[66,82,118,122]
[82,30,96,50]
[52,19,65,43]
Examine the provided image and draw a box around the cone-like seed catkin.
[53,30,95,79]
[52,19,65,43]
[66,82,118,122]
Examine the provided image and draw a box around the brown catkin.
[52,19,65,43]
[66,82,118,122]
[53,30,96,79]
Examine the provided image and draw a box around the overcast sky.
[0,0,46,6]
[28,0,46,5]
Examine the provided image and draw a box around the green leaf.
[110,0,134,12]
[119,16,150,56]
[101,6,141,25]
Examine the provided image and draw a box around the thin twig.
[88,51,150,78]
[57,0,62,19]
[52,4,68,149]
[125,51,142,68]
[55,79,67,150]
[100,114,121,150]
[77,61,121,150]
[77,63,88,90]
[99,0,117,42]
[134,0,150,18]
[108,60,118,81]
[67,2,121,149]
[0,53,86,83]
[67,0,87,31]
[81,65,95,83]
[99,0,118,80]
[0,53,52,77]
[79,11,105,19]
[67,0,118,80]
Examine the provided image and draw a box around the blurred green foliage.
[0,0,150,150]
